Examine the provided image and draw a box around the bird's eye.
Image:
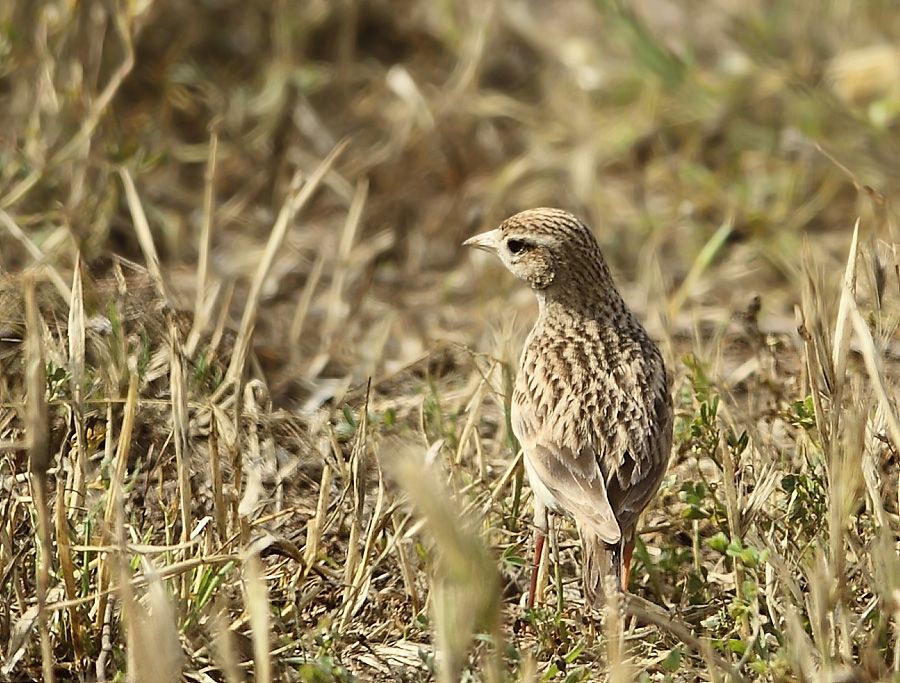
[507,239,530,255]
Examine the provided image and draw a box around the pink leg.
[621,538,635,592]
[528,501,549,609]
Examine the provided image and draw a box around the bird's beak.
[463,229,501,253]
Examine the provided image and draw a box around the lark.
[465,208,672,608]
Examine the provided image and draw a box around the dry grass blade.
[23,278,49,481]
[831,218,860,386]
[340,461,385,629]
[303,463,332,567]
[455,375,488,477]
[603,591,631,683]
[0,210,71,300]
[324,178,368,341]
[391,445,503,683]
[119,557,183,683]
[169,322,192,604]
[119,167,171,305]
[102,369,140,535]
[54,479,84,660]
[226,139,350,383]
[242,553,272,683]
[341,381,371,623]
[67,253,86,511]
[391,511,420,614]
[288,248,325,358]
[95,368,139,636]
[208,412,227,541]
[797,263,832,452]
[784,605,818,681]
[848,300,900,455]
[186,127,220,358]
[208,600,244,683]
[24,277,55,683]
[49,8,135,168]
[45,553,236,615]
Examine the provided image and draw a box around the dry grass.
[2,0,900,680]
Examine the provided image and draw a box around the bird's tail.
[579,526,620,608]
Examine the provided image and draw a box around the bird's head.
[463,208,606,292]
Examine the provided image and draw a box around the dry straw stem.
[24,278,55,683]
[848,297,900,457]
[824,220,863,663]
[303,462,333,567]
[169,322,193,604]
[828,218,864,545]
[113,449,182,683]
[391,510,421,614]
[67,254,87,512]
[798,256,832,451]
[96,368,139,633]
[623,594,748,683]
[455,373,489,477]
[54,478,84,661]
[209,413,228,541]
[243,552,272,683]
[0,210,71,300]
[186,126,220,358]
[227,138,350,384]
[324,178,368,341]
[603,589,631,683]
[340,454,386,631]
[119,167,172,305]
[831,218,861,394]
[289,247,326,358]
[207,600,244,683]
[340,381,372,628]
[45,553,236,616]
[119,557,183,683]
[391,444,503,683]
[47,6,135,174]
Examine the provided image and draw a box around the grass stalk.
[24,278,55,683]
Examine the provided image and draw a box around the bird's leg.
[527,501,548,609]
[621,537,636,592]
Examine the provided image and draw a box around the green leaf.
[342,404,356,428]
[727,639,747,655]
[662,646,683,672]
[707,532,729,553]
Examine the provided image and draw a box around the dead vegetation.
[2,0,900,681]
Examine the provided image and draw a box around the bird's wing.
[513,332,671,541]
[604,362,673,534]
[522,440,622,544]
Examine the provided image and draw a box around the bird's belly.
[523,450,563,513]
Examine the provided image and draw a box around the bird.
[464,208,672,608]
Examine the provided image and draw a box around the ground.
[1,1,900,681]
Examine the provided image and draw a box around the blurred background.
[2,0,898,398]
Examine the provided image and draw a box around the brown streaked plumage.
[464,208,672,608]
